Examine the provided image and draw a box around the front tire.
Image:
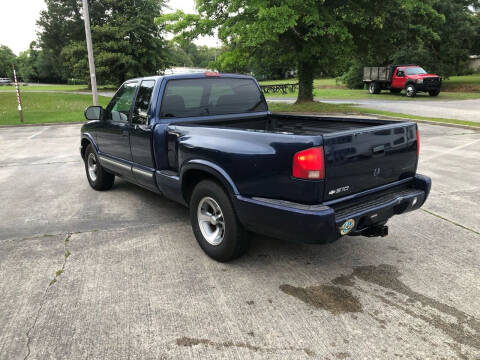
[405,84,417,97]
[429,89,440,97]
[190,180,248,262]
[84,144,115,190]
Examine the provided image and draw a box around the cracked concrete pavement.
[0,122,479,359]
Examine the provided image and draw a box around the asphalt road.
[269,98,480,122]
[0,122,479,360]
[323,99,480,122]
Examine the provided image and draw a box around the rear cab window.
[160,77,267,118]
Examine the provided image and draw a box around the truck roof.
[393,64,419,68]
[126,72,255,83]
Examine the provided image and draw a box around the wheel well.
[81,138,91,159]
[181,169,230,205]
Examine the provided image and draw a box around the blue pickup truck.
[80,72,431,261]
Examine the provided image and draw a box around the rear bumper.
[234,174,431,244]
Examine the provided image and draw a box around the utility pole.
[82,0,98,106]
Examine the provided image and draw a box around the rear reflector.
[416,128,420,156]
[293,147,325,180]
[205,71,220,77]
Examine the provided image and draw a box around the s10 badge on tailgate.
[329,186,350,196]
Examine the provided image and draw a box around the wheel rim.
[197,196,225,246]
[406,86,415,96]
[369,83,375,93]
[87,153,98,182]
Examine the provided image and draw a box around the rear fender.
[180,159,239,203]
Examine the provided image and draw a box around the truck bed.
[168,113,418,204]
[363,66,393,82]
[186,114,394,136]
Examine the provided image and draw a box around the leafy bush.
[339,63,365,89]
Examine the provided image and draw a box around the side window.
[132,80,155,125]
[104,82,138,123]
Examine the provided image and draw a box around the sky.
[0,0,218,55]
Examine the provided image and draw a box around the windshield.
[160,78,267,118]
[405,67,427,75]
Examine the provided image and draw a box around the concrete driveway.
[0,122,479,359]
[269,98,480,122]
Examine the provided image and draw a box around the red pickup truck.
[364,65,442,97]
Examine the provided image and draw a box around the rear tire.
[405,84,417,97]
[368,82,381,94]
[189,180,248,262]
[84,144,115,191]
[429,89,440,97]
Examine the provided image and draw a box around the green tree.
[37,0,84,82]
[167,41,218,69]
[159,2,358,102]
[15,42,42,82]
[391,0,479,77]
[342,0,479,87]
[159,0,445,102]
[37,0,170,85]
[0,45,16,78]
[167,43,194,67]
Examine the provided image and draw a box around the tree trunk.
[296,59,314,103]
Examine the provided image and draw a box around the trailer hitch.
[362,225,389,238]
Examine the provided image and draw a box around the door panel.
[97,81,138,164]
[392,68,406,89]
[130,80,157,189]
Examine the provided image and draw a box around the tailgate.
[323,123,418,201]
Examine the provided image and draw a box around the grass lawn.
[0,84,116,92]
[268,101,480,128]
[259,78,340,88]
[0,92,110,126]
[1,86,477,128]
[259,74,480,100]
[442,73,480,92]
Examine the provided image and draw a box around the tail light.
[205,71,220,77]
[416,128,420,156]
[293,147,325,180]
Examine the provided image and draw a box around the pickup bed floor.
[195,114,391,136]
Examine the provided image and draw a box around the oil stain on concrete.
[176,336,316,357]
[279,264,479,358]
[333,264,480,356]
[279,284,362,314]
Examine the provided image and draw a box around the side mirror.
[84,106,104,121]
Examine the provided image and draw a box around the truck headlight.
[416,79,423,84]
